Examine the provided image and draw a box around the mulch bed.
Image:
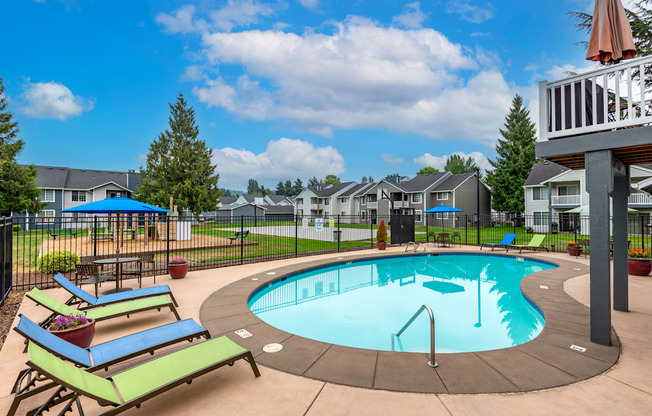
[0,290,25,351]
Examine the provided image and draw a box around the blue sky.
[2,0,606,190]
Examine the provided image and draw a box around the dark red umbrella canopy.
[586,0,637,64]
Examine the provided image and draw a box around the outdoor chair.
[577,239,590,258]
[122,253,157,288]
[437,233,451,248]
[229,230,249,244]
[53,273,176,309]
[480,233,516,251]
[22,337,260,416]
[25,287,181,329]
[451,231,462,247]
[507,234,549,254]
[74,264,115,297]
[8,314,210,416]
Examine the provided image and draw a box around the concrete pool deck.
[1,246,651,415]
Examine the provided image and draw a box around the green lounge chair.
[24,338,260,416]
[25,288,180,329]
[506,234,549,254]
[9,314,210,416]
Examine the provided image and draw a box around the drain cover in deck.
[263,343,283,353]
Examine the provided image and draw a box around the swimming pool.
[249,254,557,353]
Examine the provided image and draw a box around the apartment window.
[437,212,449,219]
[412,193,422,203]
[557,185,577,196]
[367,194,377,203]
[38,210,55,223]
[324,198,330,205]
[339,197,348,203]
[341,211,346,216]
[297,198,303,205]
[42,189,55,202]
[532,187,549,201]
[435,192,448,200]
[533,212,550,226]
[415,210,422,222]
[71,191,87,202]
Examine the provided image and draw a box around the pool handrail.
[394,304,438,368]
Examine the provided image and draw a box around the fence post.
[337,214,340,253]
[166,217,170,274]
[240,215,244,265]
[1,218,5,306]
[476,214,480,245]
[93,215,98,257]
[295,214,298,258]
[370,217,373,249]
[642,215,646,252]
[513,215,517,235]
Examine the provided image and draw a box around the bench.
[228,230,249,244]
[47,228,78,240]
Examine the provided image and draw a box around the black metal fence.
[2,212,651,300]
[1,217,12,306]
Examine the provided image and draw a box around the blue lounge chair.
[9,314,210,416]
[53,273,178,309]
[480,233,516,251]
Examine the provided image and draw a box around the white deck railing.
[628,193,652,205]
[551,195,582,205]
[539,55,652,141]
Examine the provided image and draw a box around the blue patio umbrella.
[63,197,169,261]
[423,204,463,233]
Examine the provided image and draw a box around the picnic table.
[229,230,249,244]
[47,228,77,240]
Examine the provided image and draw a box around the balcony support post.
[585,149,616,345]
[613,163,630,312]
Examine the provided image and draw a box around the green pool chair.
[25,287,181,329]
[506,234,550,254]
[52,273,178,309]
[9,314,210,416]
[24,337,260,416]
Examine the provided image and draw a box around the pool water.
[249,254,556,353]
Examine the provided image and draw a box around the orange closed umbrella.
[586,0,637,64]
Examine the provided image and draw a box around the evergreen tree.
[0,75,45,216]
[486,95,536,214]
[368,175,374,183]
[137,93,220,214]
[283,180,292,196]
[308,176,321,187]
[324,174,341,186]
[444,154,479,174]
[293,178,304,195]
[275,181,285,196]
[361,175,368,184]
[416,167,438,175]
[259,185,269,196]
[247,179,261,194]
[221,189,232,197]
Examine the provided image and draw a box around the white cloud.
[393,2,427,29]
[470,32,491,37]
[180,65,208,82]
[156,1,274,34]
[413,151,492,172]
[188,16,518,144]
[19,81,94,120]
[212,137,345,187]
[445,1,494,24]
[381,154,404,164]
[298,0,319,11]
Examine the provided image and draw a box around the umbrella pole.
[116,212,121,291]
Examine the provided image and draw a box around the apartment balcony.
[551,195,582,206]
[628,193,652,206]
[367,201,377,209]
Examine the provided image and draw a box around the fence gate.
[390,214,414,245]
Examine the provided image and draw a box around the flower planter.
[377,242,387,250]
[169,263,189,279]
[48,319,95,348]
[628,258,652,276]
[567,246,582,256]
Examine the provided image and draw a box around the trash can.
[333,230,342,242]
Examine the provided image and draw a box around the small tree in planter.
[169,256,189,279]
[376,220,388,250]
[48,314,95,348]
[567,241,581,257]
[628,248,651,276]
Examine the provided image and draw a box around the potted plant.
[628,248,651,276]
[551,222,559,234]
[376,220,388,250]
[567,240,582,256]
[48,314,95,348]
[169,256,189,279]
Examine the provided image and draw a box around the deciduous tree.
[416,167,438,175]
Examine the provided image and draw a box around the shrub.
[13,224,21,232]
[36,250,80,273]
[376,220,387,243]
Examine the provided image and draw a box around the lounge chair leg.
[245,352,261,377]
[169,292,179,308]
[170,305,181,321]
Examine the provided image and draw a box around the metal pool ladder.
[394,304,438,368]
[405,241,426,252]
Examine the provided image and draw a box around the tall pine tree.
[137,93,220,214]
[0,75,45,216]
[444,154,478,174]
[486,95,536,214]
